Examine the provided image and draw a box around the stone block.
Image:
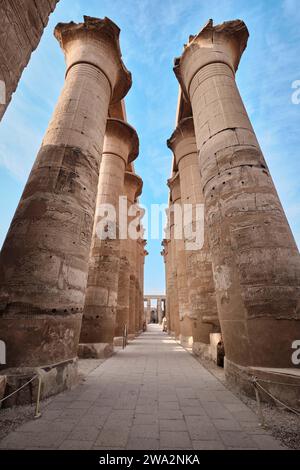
[210,333,222,363]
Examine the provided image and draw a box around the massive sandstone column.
[174,19,300,382]
[140,241,148,329]
[123,171,143,340]
[157,299,162,324]
[79,119,139,357]
[146,298,151,324]
[161,239,171,330]
[134,209,144,334]
[137,237,146,332]
[0,17,131,381]
[0,0,59,121]
[167,198,180,339]
[168,173,192,346]
[167,117,219,357]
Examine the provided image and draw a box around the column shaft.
[168,173,192,345]
[0,0,59,120]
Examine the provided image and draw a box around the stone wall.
[0,0,59,121]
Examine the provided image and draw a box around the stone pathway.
[0,324,284,450]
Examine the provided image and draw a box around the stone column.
[0,17,131,384]
[123,171,143,340]
[0,0,59,121]
[174,19,300,382]
[168,117,219,357]
[138,238,147,331]
[162,299,166,318]
[168,173,192,346]
[167,199,180,339]
[134,209,144,335]
[146,299,151,324]
[79,119,139,357]
[157,299,162,324]
[138,241,143,330]
[162,237,171,333]
[135,240,141,334]
[114,245,130,346]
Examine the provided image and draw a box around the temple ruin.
[0,10,299,420]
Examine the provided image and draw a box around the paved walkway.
[0,325,284,450]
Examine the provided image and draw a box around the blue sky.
[0,0,299,295]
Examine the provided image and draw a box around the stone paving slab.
[0,325,285,450]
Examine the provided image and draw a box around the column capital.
[54,16,131,103]
[167,117,197,169]
[167,172,181,203]
[124,171,143,202]
[103,118,139,164]
[174,19,248,100]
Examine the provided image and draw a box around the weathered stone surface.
[167,117,219,353]
[0,375,6,406]
[114,256,130,339]
[0,17,131,381]
[78,343,113,359]
[174,19,300,379]
[167,172,192,345]
[0,325,283,450]
[0,0,59,121]
[80,119,139,349]
[1,360,78,407]
[122,171,143,337]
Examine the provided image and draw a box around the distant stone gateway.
[0,7,299,412]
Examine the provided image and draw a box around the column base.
[78,342,113,359]
[113,336,125,347]
[225,358,300,409]
[0,358,78,407]
[127,334,136,341]
[0,375,7,406]
[179,335,193,348]
[192,341,211,360]
[209,333,223,365]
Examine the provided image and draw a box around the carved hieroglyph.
[174,19,300,373]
